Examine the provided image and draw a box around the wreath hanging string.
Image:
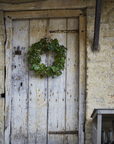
[27,37,67,78]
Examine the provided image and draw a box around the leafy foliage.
[27,37,67,78]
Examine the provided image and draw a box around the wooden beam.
[93,0,102,51]
[49,30,79,33]
[5,10,83,19]
[49,131,78,134]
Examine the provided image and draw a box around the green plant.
[27,37,67,78]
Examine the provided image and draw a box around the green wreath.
[27,37,67,78]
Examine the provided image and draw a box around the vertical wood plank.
[5,17,12,144]
[28,19,47,144]
[11,20,29,144]
[48,18,66,144]
[79,15,86,144]
[0,98,4,144]
[65,18,79,144]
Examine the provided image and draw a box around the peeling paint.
[4,17,81,144]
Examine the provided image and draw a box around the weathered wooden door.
[5,10,85,144]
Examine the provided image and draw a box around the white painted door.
[5,18,79,144]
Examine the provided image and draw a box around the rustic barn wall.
[0,0,114,144]
[86,1,114,143]
[0,11,5,144]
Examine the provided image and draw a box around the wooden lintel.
[0,0,95,11]
[93,0,102,51]
[5,10,83,19]
[49,131,78,134]
[49,30,79,33]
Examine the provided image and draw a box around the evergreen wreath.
[27,37,67,78]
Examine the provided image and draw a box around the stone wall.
[86,1,114,143]
[0,11,5,144]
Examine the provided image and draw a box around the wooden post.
[5,17,12,144]
[79,15,86,144]
[93,0,102,51]
[97,114,102,144]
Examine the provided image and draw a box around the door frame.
[5,10,86,144]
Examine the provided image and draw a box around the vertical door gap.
[65,18,68,132]
[27,19,30,144]
[47,18,50,144]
